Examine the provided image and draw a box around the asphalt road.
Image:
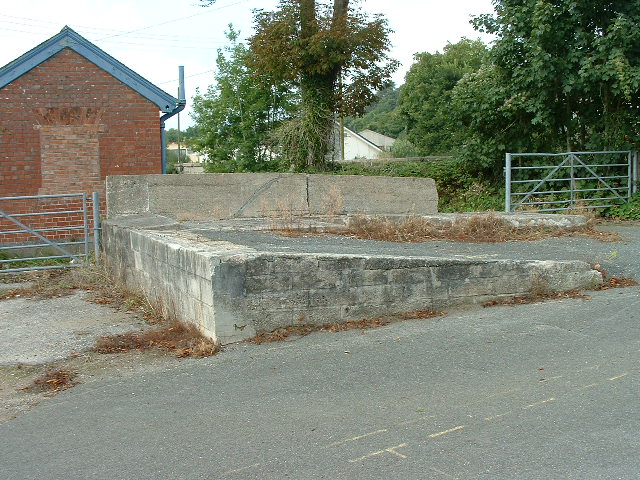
[1,286,638,479]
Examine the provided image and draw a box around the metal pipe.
[160,66,187,174]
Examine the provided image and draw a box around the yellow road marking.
[428,425,464,438]
[323,429,388,448]
[348,443,408,462]
[609,372,629,381]
[523,397,556,409]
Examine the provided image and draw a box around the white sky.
[0,0,495,128]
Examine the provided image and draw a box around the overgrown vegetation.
[603,193,640,220]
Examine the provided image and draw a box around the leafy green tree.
[399,38,488,155]
[248,0,398,169]
[190,27,293,171]
[344,85,404,138]
[165,126,200,146]
[462,0,640,172]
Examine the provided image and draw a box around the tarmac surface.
[185,221,640,279]
[0,221,638,479]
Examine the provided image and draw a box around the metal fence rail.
[0,192,100,274]
[505,151,638,213]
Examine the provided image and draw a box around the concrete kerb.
[102,214,602,345]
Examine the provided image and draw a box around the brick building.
[0,26,183,243]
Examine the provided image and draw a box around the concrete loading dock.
[103,174,602,344]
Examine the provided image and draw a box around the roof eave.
[0,26,179,113]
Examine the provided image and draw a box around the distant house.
[332,124,394,162]
[357,129,396,151]
[0,26,183,204]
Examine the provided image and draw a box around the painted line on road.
[348,443,408,462]
[609,372,629,381]
[523,397,555,409]
[323,429,388,448]
[484,412,512,421]
[428,425,464,438]
[580,383,600,390]
[223,463,260,475]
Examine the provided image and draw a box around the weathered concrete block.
[307,174,438,215]
[103,216,603,345]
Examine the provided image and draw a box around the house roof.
[0,26,179,113]
[342,125,383,152]
[358,129,396,149]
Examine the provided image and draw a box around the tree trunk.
[295,0,350,167]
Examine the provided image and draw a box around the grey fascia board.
[0,28,179,113]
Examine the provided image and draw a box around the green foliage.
[165,149,182,174]
[399,38,488,156]
[165,126,200,146]
[457,0,640,177]
[248,0,399,169]
[389,137,420,158]
[344,85,404,138]
[604,193,640,219]
[190,26,293,172]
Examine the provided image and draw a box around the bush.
[603,193,640,219]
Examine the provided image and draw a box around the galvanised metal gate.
[505,151,639,213]
[0,192,101,274]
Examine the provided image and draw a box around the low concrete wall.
[106,173,438,220]
[103,215,602,345]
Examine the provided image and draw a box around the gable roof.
[342,125,384,153]
[358,129,396,149]
[0,26,179,113]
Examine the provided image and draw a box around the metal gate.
[505,151,639,213]
[0,192,101,274]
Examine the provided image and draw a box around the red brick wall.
[0,48,163,243]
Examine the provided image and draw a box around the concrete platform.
[103,213,603,345]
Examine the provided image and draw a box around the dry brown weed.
[94,320,219,358]
[250,309,443,344]
[24,369,78,395]
[329,213,621,243]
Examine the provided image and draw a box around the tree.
[465,0,640,165]
[344,85,404,138]
[247,0,398,169]
[190,27,293,172]
[399,38,488,155]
